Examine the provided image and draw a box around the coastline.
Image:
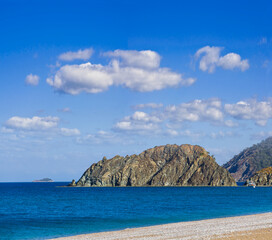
[52,212,272,240]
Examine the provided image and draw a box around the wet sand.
[52,212,272,240]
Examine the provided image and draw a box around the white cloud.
[217,53,249,71]
[195,46,249,73]
[25,74,39,86]
[104,49,161,69]
[181,77,197,86]
[111,60,187,92]
[0,127,14,133]
[165,129,179,136]
[58,48,93,61]
[46,63,113,94]
[111,98,272,137]
[224,99,272,126]
[133,103,163,109]
[47,49,195,94]
[195,46,222,73]
[60,128,80,136]
[224,120,238,127]
[129,111,161,122]
[165,98,223,123]
[5,116,59,131]
[4,116,81,138]
[114,111,160,132]
[114,99,228,136]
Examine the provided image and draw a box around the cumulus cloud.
[165,98,224,123]
[114,111,161,133]
[104,50,161,69]
[195,46,249,73]
[114,99,227,136]
[5,116,59,131]
[25,74,40,86]
[111,98,272,137]
[77,97,272,139]
[46,63,113,94]
[47,49,195,94]
[224,99,272,126]
[60,128,80,136]
[58,48,93,61]
[224,120,238,127]
[4,116,80,137]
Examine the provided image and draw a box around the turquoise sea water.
[0,182,272,240]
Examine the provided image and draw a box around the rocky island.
[71,144,237,187]
[33,178,53,182]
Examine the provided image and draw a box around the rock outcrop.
[72,144,237,187]
[68,179,76,186]
[223,137,272,182]
[248,167,272,186]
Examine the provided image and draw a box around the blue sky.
[1,0,272,181]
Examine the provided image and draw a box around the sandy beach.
[52,212,272,240]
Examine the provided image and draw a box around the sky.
[1,0,272,182]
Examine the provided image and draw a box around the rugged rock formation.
[68,179,76,186]
[72,144,236,187]
[223,137,272,182]
[248,167,272,186]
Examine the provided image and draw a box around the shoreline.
[52,212,272,240]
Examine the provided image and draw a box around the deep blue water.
[0,183,272,240]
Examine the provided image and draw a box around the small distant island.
[33,178,53,182]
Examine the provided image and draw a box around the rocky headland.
[223,137,272,182]
[246,167,272,186]
[72,144,237,187]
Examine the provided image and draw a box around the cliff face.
[75,144,236,187]
[249,167,272,186]
[223,137,272,182]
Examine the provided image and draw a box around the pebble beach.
[52,212,272,240]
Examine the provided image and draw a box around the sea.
[0,182,272,240]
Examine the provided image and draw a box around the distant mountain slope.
[223,137,272,182]
[72,144,236,187]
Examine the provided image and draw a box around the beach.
[52,212,272,240]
